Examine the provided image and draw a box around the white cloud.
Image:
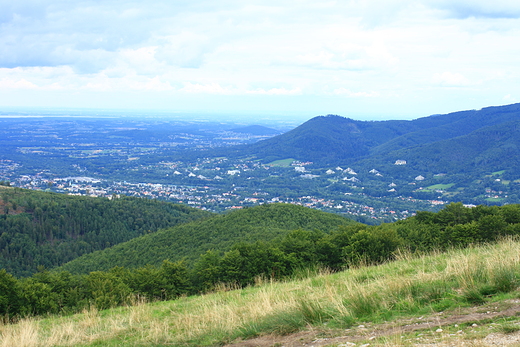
[333,88,380,98]
[428,0,520,19]
[246,87,302,95]
[0,0,520,117]
[432,72,471,86]
[154,32,214,69]
[179,83,301,96]
[181,82,234,94]
[0,78,38,89]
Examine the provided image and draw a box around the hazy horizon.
[1,1,519,120]
[1,101,517,126]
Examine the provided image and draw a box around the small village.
[0,154,448,223]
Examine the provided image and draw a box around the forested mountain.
[371,103,520,155]
[216,103,520,165]
[0,187,211,277]
[361,119,520,176]
[59,203,354,274]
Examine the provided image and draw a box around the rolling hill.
[59,203,355,274]
[215,103,520,166]
[0,187,211,277]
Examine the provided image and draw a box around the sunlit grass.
[2,238,520,346]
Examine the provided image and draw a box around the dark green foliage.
[159,260,192,299]
[0,269,23,316]
[60,203,353,274]
[192,250,222,292]
[365,119,520,179]
[0,188,210,277]
[192,241,293,291]
[121,260,191,301]
[2,202,520,321]
[85,271,132,310]
[342,224,401,266]
[398,202,520,251]
[0,261,193,321]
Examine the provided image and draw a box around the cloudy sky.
[1,0,520,120]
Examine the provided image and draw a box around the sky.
[1,0,520,121]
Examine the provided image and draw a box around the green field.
[422,183,455,192]
[267,158,295,167]
[486,197,505,202]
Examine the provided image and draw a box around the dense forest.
[2,201,520,320]
[59,202,355,274]
[0,187,211,277]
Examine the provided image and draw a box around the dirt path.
[225,300,520,346]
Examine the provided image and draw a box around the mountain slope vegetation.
[371,103,520,155]
[59,203,355,274]
[359,119,520,178]
[3,201,520,322]
[0,187,211,277]
[214,103,520,166]
[3,237,520,347]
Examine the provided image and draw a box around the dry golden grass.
[1,238,520,346]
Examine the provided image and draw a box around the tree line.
[2,202,520,321]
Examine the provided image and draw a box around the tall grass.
[2,238,520,346]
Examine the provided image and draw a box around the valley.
[3,104,520,223]
[2,104,520,345]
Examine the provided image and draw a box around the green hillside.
[59,203,355,274]
[4,238,520,346]
[362,119,520,178]
[0,187,211,277]
[2,202,520,322]
[371,103,520,155]
[212,103,520,166]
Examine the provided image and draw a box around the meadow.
[2,238,520,346]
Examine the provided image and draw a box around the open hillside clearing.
[2,238,520,346]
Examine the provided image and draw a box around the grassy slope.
[59,203,354,274]
[4,238,520,346]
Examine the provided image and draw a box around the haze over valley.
[2,103,520,223]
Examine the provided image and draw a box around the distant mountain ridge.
[216,103,520,167]
[369,119,520,174]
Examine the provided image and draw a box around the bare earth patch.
[226,300,520,346]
